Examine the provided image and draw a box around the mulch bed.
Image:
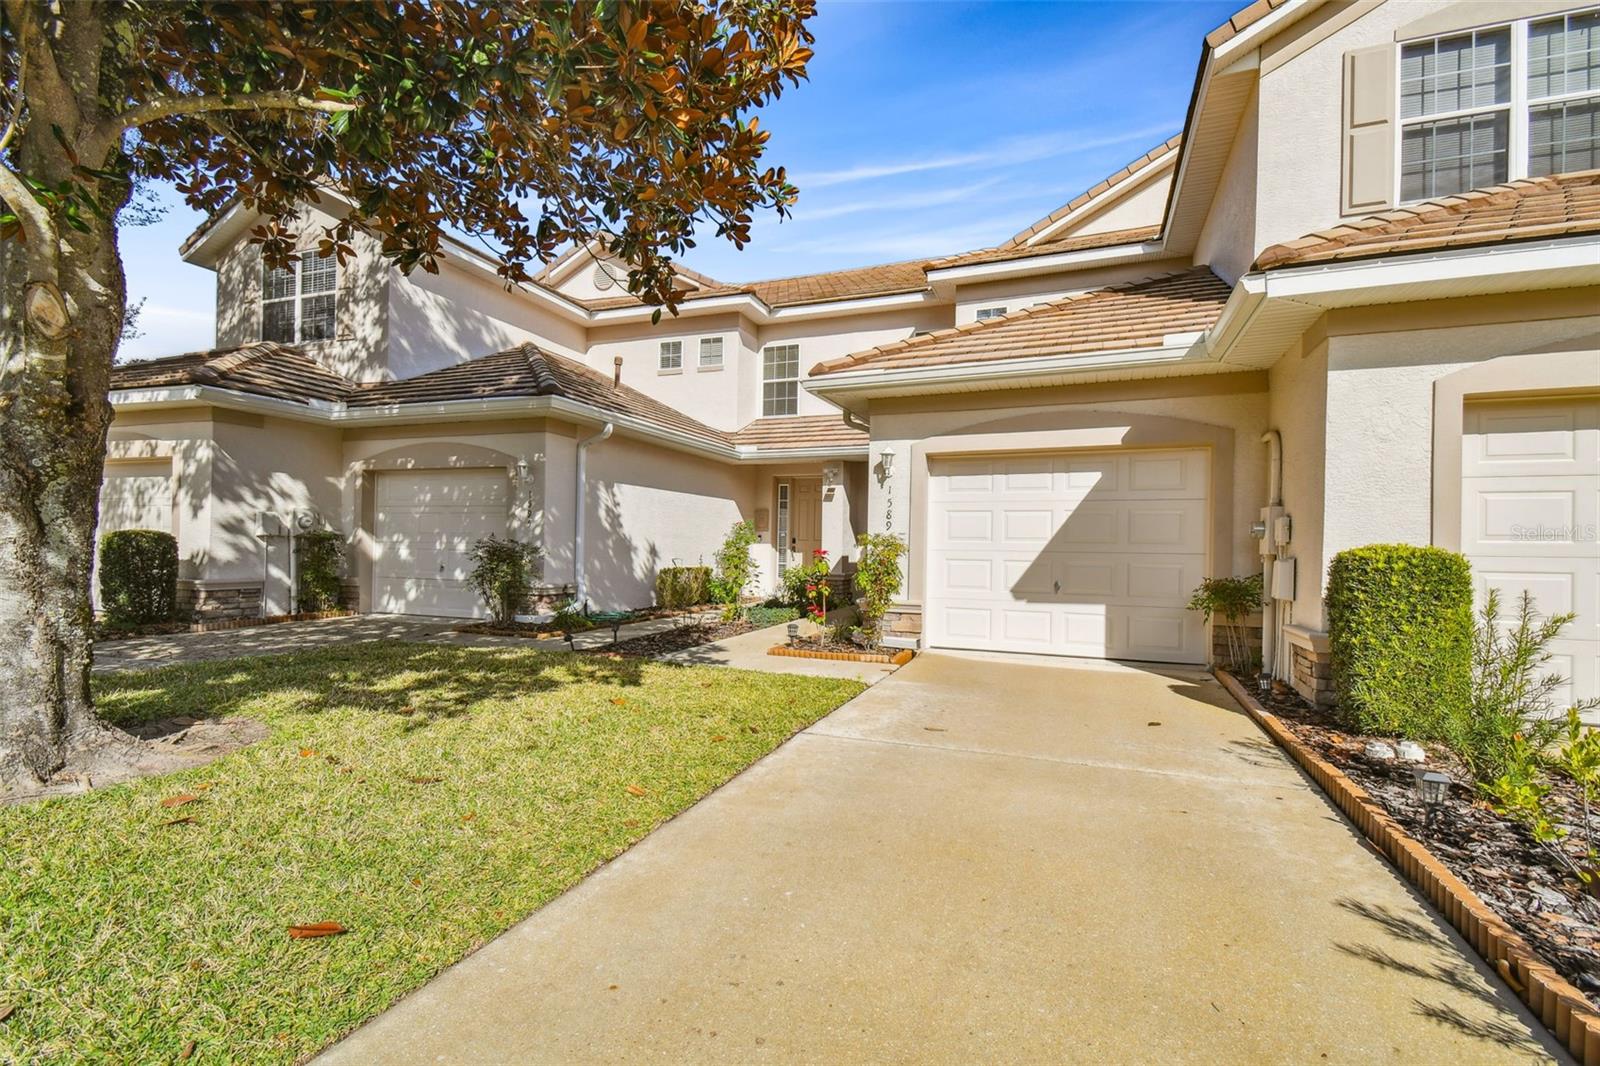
[456,606,723,641]
[1250,675,1600,1004]
[94,621,191,642]
[594,618,755,658]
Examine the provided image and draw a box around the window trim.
[658,339,683,373]
[761,343,800,417]
[1394,7,1600,203]
[261,251,338,345]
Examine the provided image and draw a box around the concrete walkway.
[316,653,1561,1064]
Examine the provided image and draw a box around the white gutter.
[573,423,614,610]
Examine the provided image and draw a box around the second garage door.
[926,448,1209,663]
[374,469,510,618]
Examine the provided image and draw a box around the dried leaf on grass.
[711,734,727,742]
[179,1039,196,1060]
[298,748,316,758]
[160,795,199,808]
[610,698,627,706]
[625,784,648,797]
[0,1004,14,1023]
[160,815,196,827]
[287,922,347,939]
[406,776,443,785]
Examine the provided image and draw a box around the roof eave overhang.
[1022,153,1179,249]
[1209,234,1600,369]
[804,338,1219,416]
[588,286,938,325]
[108,384,866,465]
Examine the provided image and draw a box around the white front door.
[374,469,511,618]
[1462,397,1600,711]
[926,449,1209,663]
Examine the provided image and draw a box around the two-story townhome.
[106,0,1599,712]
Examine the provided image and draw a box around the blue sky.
[118,0,1239,361]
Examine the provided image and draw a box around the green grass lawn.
[0,641,864,1063]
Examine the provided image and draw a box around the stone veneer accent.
[880,603,923,649]
[1283,624,1334,708]
[177,581,264,622]
[1209,615,1263,670]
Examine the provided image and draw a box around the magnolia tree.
[0,0,814,788]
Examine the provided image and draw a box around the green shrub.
[656,566,711,612]
[1326,544,1472,738]
[1454,589,1598,779]
[295,530,345,613]
[709,521,760,607]
[743,604,799,628]
[853,533,905,647]
[551,597,592,634]
[98,529,179,625]
[1187,573,1263,673]
[778,564,810,608]
[468,537,540,627]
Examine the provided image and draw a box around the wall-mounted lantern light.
[878,446,895,481]
[515,457,530,480]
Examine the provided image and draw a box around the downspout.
[1260,430,1283,688]
[573,422,614,611]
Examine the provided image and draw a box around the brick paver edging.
[1217,668,1600,1063]
[767,646,914,665]
[189,609,354,633]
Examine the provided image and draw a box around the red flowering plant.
[800,549,831,624]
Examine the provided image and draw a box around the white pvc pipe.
[1262,429,1282,507]
[574,422,614,610]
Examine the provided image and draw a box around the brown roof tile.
[811,267,1230,377]
[1204,0,1292,48]
[579,258,929,312]
[1255,170,1600,269]
[927,225,1162,270]
[730,415,867,451]
[111,344,354,404]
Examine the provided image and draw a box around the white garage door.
[1463,397,1599,711]
[374,469,510,618]
[927,449,1209,662]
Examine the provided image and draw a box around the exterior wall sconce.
[514,457,530,480]
[878,446,895,481]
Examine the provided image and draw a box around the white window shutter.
[1343,43,1396,214]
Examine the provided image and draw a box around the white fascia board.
[109,384,866,466]
[805,340,1211,399]
[925,240,1165,285]
[765,289,938,321]
[1256,234,1600,303]
[588,292,768,324]
[586,286,938,326]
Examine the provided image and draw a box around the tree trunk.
[0,5,135,788]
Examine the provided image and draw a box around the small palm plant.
[1187,573,1264,673]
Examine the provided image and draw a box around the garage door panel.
[374,470,508,618]
[1463,397,1599,714]
[927,448,1208,664]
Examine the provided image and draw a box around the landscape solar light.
[1412,768,1452,828]
[786,621,800,646]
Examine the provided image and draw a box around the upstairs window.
[762,344,799,417]
[975,306,1008,321]
[659,340,683,371]
[1400,9,1600,201]
[699,336,724,369]
[1528,10,1600,175]
[261,251,337,344]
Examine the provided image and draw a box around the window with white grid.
[261,251,338,344]
[699,336,724,369]
[1399,9,1600,202]
[762,344,799,417]
[659,340,683,371]
[975,306,1007,321]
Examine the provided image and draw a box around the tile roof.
[730,415,867,451]
[579,258,930,312]
[112,343,732,449]
[1254,170,1600,270]
[996,137,1183,250]
[1204,0,1292,49]
[811,267,1231,377]
[110,343,354,404]
[927,225,1162,270]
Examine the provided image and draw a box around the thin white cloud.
[790,177,1006,222]
[794,123,1176,189]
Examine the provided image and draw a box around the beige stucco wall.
[587,313,748,431]
[951,259,1189,324]
[214,203,391,382]
[1267,324,1331,630]
[1193,88,1260,284]
[863,373,1272,608]
[570,433,759,610]
[386,261,587,380]
[755,307,950,423]
[1319,294,1600,604]
[106,408,217,582]
[1062,167,1175,238]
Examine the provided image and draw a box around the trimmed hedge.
[744,604,800,627]
[1326,543,1472,738]
[295,530,345,613]
[655,566,711,611]
[98,529,179,625]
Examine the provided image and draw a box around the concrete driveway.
[317,653,1560,1064]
